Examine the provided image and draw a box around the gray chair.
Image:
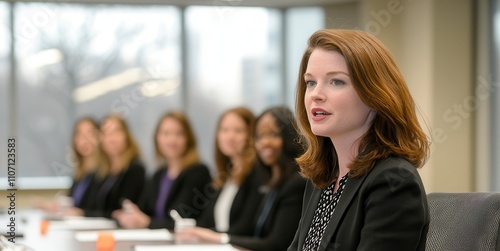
[426,192,500,251]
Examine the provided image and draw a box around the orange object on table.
[40,220,49,235]
[96,232,115,251]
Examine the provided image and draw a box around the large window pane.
[285,7,324,109]
[0,2,9,180]
[15,3,181,187]
[186,7,282,167]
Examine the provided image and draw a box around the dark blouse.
[302,174,349,251]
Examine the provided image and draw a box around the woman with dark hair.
[112,111,211,230]
[288,29,430,251]
[178,106,306,251]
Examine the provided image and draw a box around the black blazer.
[68,172,98,209]
[197,167,264,236]
[288,156,429,251]
[139,163,212,230]
[230,172,306,251]
[85,160,146,218]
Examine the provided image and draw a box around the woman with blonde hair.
[84,114,145,218]
[196,107,264,236]
[288,29,430,251]
[36,117,101,214]
[112,111,211,230]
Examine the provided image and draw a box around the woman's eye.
[332,79,345,86]
[305,81,316,87]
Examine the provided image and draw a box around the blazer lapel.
[297,182,322,249]
[317,174,369,251]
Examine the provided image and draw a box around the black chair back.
[426,192,500,251]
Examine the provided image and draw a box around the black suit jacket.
[68,172,98,209]
[85,160,146,218]
[139,163,212,230]
[288,156,429,251]
[230,172,306,251]
[197,168,264,236]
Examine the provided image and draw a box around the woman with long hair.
[112,111,211,230]
[84,114,145,218]
[288,29,430,251]
[196,107,264,236]
[36,117,101,214]
[178,107,306,251]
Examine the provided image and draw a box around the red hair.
[295,29,430,189]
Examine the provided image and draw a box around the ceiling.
[10,0,357,8]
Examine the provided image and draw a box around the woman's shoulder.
[129,159,146,170]
[243,166,263,187]
[280,172,307,194]
[363,156,424,188]
[184,162,210,174]
[370,156,419,175]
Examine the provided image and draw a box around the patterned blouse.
[302,174,349,251]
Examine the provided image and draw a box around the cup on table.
[174,218,197,244]
[56,195,74,215]
[174,218,196,232]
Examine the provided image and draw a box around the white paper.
[134,244,240,251]
[48,217,117,230]
[75,229,173,242]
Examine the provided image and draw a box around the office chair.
[426,192,500,251]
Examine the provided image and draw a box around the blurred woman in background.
[112,111,211,230]
[83,114,145,218]
[196,107,264,236]
[36,117,101,214]
[179,106,306,251]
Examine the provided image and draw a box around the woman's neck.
[269,164,281,187]
[166,158,182,178]
[330,134,361,178]
[230,155,243,178]
[81,156,95,172]
[109,155,123,175]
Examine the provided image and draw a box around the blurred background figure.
[35,117,101,215]
[197,107,264,236]
[178,106,306,251]
[82,114,145,218]
[112,111,211,230]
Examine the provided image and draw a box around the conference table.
[3,209,244,251]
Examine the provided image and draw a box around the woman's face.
[101,118,128,157]
[74,120,99,158]
[304,48,375,139]
[255,113,283,167]
[156,117,187,161]
[217,112,248,159]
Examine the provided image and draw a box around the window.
[5,3,325,189]
[0,2,9,180]
[185,6,282,166]
[285,7,324,109]
[15,3,181,187]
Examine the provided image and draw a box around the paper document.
[134,244,240,251]
[48,217,117,230]
[75,229,173,242]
